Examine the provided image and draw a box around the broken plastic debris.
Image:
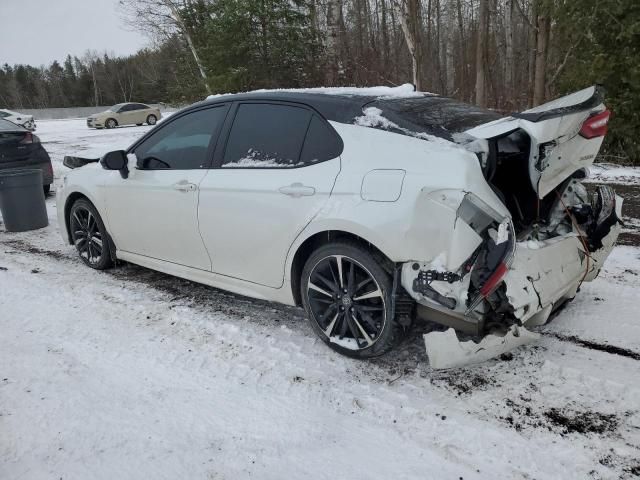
[424,325,540,369]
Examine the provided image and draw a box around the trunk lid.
[0,120,39,164]
[465,86,608,198]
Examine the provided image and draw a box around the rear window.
[0,118,25,132]
[366,97,502,141]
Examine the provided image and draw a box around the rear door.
[465,86,609,198]
[132,104,151,124]
[117,104,137,125]
[198,101,343,288]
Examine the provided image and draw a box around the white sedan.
[0,108,36,130]
[56,85,622,365]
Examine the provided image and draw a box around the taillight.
[479,262,509,297]
[579,109,610,139]
[19,132,39,144]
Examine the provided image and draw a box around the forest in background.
[0,0,637,162]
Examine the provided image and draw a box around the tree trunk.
[504,0,514,106]
[445,0,456,95]
[164,1,211,95]
[326,0,343,85]
[394,0,422,90]
[533,13,550,106]
[475,0,488,106]
[527,0,538,107]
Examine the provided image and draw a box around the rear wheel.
[146,114,157,125]
[105,118,117,129]
[136,123,143,126]
[301,242,400,358]
[69,199,113,270]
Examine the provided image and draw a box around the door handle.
[173,181,197,192]
[278,183,315,197]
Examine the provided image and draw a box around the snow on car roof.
[206,83,431,101]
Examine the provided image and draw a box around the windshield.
[108,104,126,112]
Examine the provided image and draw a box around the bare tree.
[393,0,423,90]
[475,0,489,106]
[504,0,514,105]
[326,0,344,85]
[119,0,211,94]
[533,8,550,105]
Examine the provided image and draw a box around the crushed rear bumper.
[401,185,622,368]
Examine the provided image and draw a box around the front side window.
[222,103,312,168]
[134,106,227,170]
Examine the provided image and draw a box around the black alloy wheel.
[69,199,113,270]
[302,242,401,358]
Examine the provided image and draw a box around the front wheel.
[69,199,113,270]
[301,242,401,358]
[146,114,157,125]
[105,118,117,129]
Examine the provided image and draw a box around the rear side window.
[300,116,342,164]
[222,103,311,168]
[134,106,227,169]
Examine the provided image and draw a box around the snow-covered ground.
[1,119,640,480]
[587,163,640,185]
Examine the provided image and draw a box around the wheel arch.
[289,229,395,307]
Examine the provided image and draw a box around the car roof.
[196,85,501,136]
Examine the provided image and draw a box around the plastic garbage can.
[0,169,49,232]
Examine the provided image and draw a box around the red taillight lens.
[579,109,610,139]
[19,132,40,144]
[480,262,509,297]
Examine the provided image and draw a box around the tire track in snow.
[3,236,638,366]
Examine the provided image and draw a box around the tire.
[301,241,401,358]
[105,118,117,129]
[136,123,143,126]
[69,198,113,270]
[146,114,157,125]
[43,184,51,196]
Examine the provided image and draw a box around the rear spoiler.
[511,85,605,123]
[63,155,99,169]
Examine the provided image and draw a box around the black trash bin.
[0,169,49,232]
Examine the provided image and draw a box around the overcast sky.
[0,0,148,66]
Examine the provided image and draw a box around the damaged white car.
[57,84,622,367]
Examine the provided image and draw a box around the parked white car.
[57,85,622,365]
[0,108,36,130]
[86,103,161,129]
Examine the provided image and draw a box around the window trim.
[127,103,231,171]
[211,100,344,170]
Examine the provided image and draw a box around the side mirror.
[101,150,129,179]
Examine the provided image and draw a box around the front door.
[198,102,343,288]
[103,105,229,270]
